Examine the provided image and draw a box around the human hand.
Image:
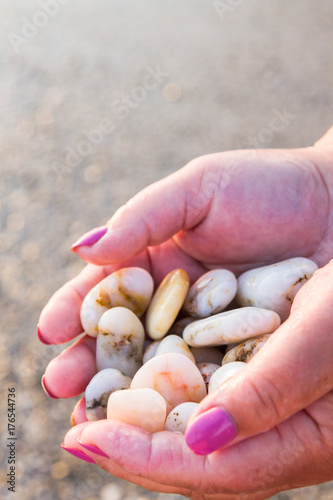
[39,131,333,498]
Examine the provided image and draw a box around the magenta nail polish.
[41,375,58,399]
[61,444,96,464]
[37,325,51,345]
[71,225,108,251]
[185,407,237,455]
[78,441,109,458]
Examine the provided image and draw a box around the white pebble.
[96,307,145,377]
[236,258,318,321]
[184,269,237,318]
[183,307,281,346]
[164,402,198,433]
[209,362,246,393]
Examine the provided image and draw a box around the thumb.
[71,158,213,265]
[185,260,333,455]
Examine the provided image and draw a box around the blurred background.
[1,0,333,499]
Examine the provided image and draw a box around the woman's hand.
[38,131,333,498]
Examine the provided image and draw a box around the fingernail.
[37,325,51,345]
[41,375,58,399]
[61,443,96,464]
[78,441,109,458]
[185,407,237,455]
[71,225,108,251]
[70,413,76,427]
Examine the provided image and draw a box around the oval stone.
[236,257,318,321]
[208,362,246,393]
[164,402,198,433]
[96,307,145,377]
[155,334,195,363]
[130,352,207,412]
[107,388,167,433]
[183,269,237,318]
[85,368,131,421]
[222,333,271,365]
[183,307,281,346]
[146,269,190,340]
[81,267,154,336]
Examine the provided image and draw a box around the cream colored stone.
[85,368,131,421]
[183,307,280,346]
[96,307,145,377]
[155,335,195,363]
[81,267,154,336]
[184,269,237,318]
[146,269,190,339]
[164,402,198,433]
[107,388,167,433]
[208,362,246,393]
[222,333,271,364]
[236,257,318,321]
[130,352,207,412]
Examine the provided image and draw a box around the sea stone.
[222,333,271,365]
[236,257,318,321]
[81,267,153,336]
[183,307,281,346]
[184,269,237,318]
[96,307,145,377]
[146,269,190,340]
[130,352,207,412]
[107,388,167,433]
[164,402,198,433]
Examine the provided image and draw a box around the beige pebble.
[146,269,189,339]
[107,388,167,433]
[131,352,206,412]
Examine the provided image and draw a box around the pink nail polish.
[185,407,237,455]
[71,225,108,251]
[37,325,51,345]
[78,441,109,458]
[41,375,58,399]
[61,444,96,464]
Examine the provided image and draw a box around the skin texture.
[38,128,333,499]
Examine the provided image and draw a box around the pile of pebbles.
[81,258,317,433]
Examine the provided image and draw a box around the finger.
[71,158,212,265]
[185,261,333,455]
[38,252,150,344]
[77,403,332,496]
[42,335,96,399]
[71,397,88,426]
[76,420,198,493]
[63,422,192,496]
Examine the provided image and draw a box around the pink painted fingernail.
[41,375,58,399]
[71,225,108,251]
[78,441,109,458]
[61,444,96,464]
[37,325,51,345]
[185,407,237,455]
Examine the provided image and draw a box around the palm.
[40,145,333,499]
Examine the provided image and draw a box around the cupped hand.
[38,131,333,498]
